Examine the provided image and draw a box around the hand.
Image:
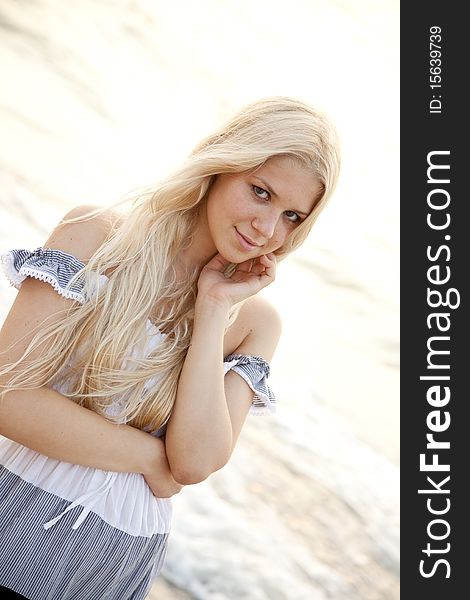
[197,252,277,309]
[144,471,184,498]
[141,435,184,498]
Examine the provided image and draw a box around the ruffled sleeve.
[223,353,276,416]
[1,247,88,303]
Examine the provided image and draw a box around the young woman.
[0,97,340,599]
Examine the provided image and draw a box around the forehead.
[251,156,322,212]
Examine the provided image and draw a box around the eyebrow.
[253,176,310,217]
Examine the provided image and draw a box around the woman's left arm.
[165,253,281,485]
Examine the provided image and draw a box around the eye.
[252,185,270,200]
[284,210,301,223]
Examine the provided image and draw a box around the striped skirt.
[0,437,172,600]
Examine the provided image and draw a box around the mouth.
[235,228,262,250]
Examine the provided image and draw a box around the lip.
[235,228,262,250]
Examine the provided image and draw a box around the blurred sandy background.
[0,1,399,599]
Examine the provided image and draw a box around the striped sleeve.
[1,247,88,303]
[223,353,276,416]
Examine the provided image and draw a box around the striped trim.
[1,248,88,303]
[0,467,168,600]
[224,353,276,415]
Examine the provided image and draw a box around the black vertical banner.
[401,3,467,598]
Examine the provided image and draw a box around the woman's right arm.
[0,208,181,497]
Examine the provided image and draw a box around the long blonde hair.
[1,97,340,432]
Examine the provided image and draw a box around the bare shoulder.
[230,295,282,362]
[239,295,282,331]
[45,204,122,262]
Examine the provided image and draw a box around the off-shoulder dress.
[0,248,276,600]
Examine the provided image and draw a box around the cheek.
[207,194,231,230]
[268,222,290,249]
[208,184,249,224]
[230,198,258,225]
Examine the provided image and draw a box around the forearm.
[0,384,163,476]
[165,298,233,483]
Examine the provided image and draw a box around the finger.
[233,259,254,273]
[259,253,276,272]
[259,252,276,265]
[230,269,258,284]
[257,254,276,286]
[250,262,266,276]
[204,253,231,272]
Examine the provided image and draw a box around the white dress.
[0,248,276,600]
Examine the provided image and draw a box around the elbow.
[172,469,210,486]
[170,457,229,486]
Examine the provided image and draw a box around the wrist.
[194,295,231,321]
[191,297,229,350]
[138,433,167,476]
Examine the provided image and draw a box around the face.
[203,156,322,263]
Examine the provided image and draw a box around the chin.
[216,234,262,263]
[217,248,242,263]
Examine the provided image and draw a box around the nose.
[252,210,279,240]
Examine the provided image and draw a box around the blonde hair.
[1,97,340,432]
